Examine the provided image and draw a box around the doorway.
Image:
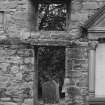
[38,46,65,101]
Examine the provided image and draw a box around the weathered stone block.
[0,97,11,102]
[71,12,88,21]
[72,1,82,11]
[69,71,82,78]
[23,99,33,105]
[0,102,18,105]
[0,2,17,11]
[0,76,9,82]
[5,56,22,64]
[15,72,22,80]
[83,2,99,10]
[0,63,9,73]
[81,88,88,95]
[13,97,23,103]
[73,63,88,70]
[77,79,88,87]
[11,66,19,74]
[24,57,33,64]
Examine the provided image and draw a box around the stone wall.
[0,45,34,105]
[65,45,88,105]
[71,0,105,29]
[0,45,89,105]
[0,0,105,105]
[0,0,35,39]
[0,1,35,105]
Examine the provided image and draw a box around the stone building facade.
[0,0,105,105]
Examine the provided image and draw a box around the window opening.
[30,0,71,31]
[39,3,66,31]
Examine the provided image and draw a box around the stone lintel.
[25,31,88,46]
[0,31,89,46]
[27,39,71,46]
[36,0,66,4]
[0,37,88,47]
[30,31,73,40]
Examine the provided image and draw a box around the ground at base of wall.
[39,99,66,105]
[0,99,66,105]
[0,98,33,105]
[0,102,18,105]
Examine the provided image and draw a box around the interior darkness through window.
[38,46,65,100]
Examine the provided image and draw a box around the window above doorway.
[30,0,71,31]
[39,3,66,31]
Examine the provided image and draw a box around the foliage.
[38,47,65,83]
[39,4,66,31]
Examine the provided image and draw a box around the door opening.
[38,46,65,103]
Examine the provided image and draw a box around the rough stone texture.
[65,46,88,105]
[0,0,34,39]
[0,0,104,105]
[0,45,34,105]
[71,0,105,28]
